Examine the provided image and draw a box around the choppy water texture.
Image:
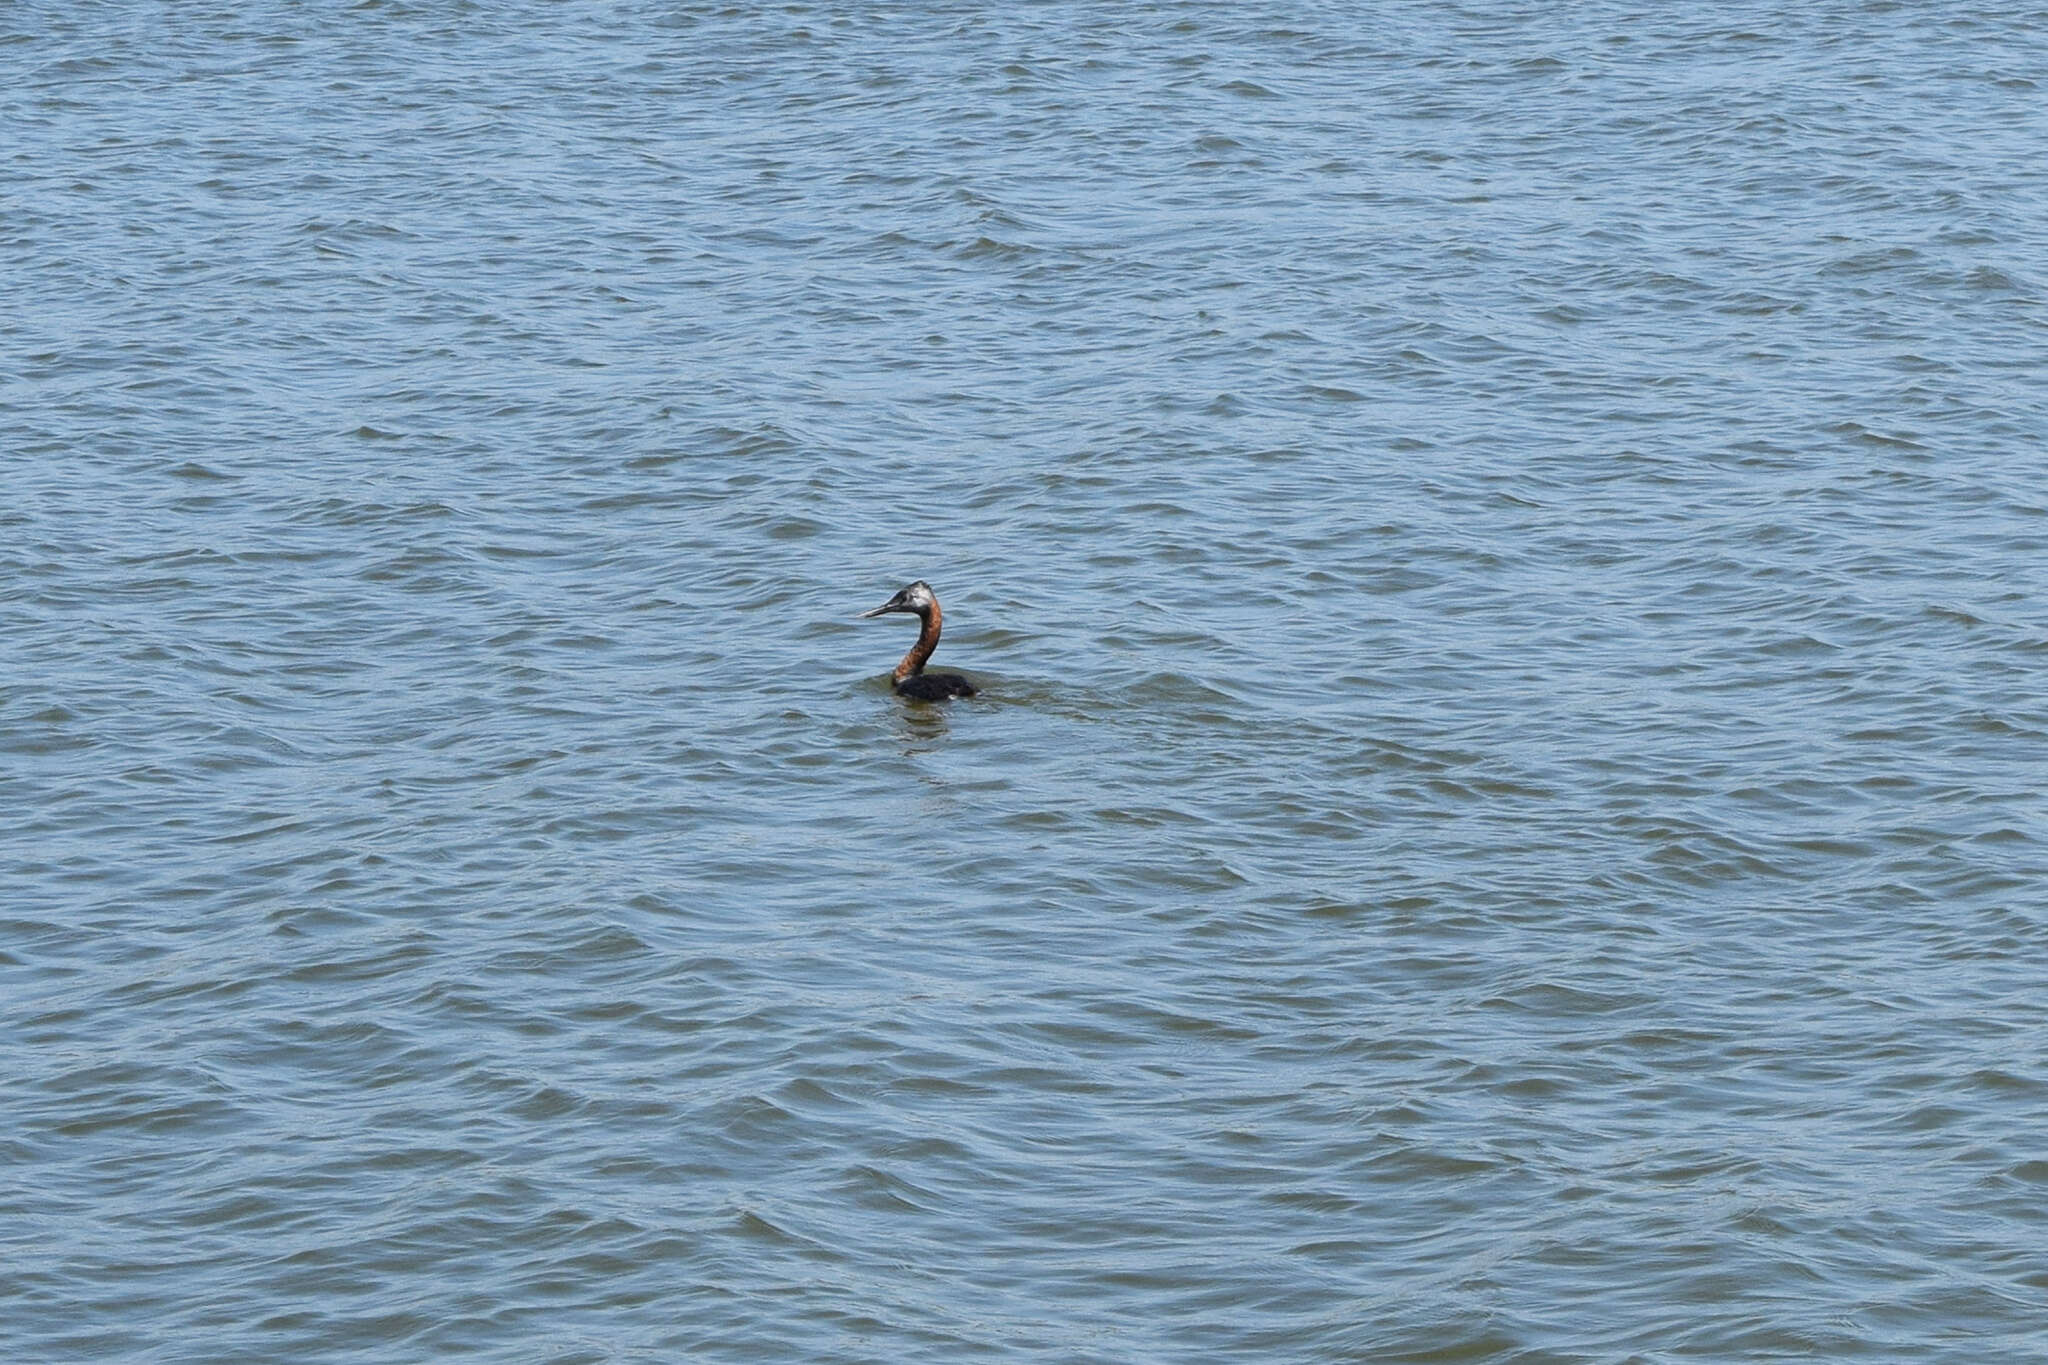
[7,2,2048,1360]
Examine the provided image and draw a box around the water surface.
[6,3,2048,1360]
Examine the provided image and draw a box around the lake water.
[6,3,2048,1360]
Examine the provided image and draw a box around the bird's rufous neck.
[893,602,941,681]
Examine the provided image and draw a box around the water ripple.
[6,1,2048,1361]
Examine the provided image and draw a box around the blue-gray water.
[7,3,2048,1360]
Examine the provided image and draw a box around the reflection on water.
[891,700,957,750]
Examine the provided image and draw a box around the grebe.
[858,580,978,700]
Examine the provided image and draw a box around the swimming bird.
[858,580,978,700]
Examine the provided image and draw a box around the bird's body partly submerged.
[893,670,976,701]
[858,580,978,699]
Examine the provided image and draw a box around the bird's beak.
[857,597,902,619]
